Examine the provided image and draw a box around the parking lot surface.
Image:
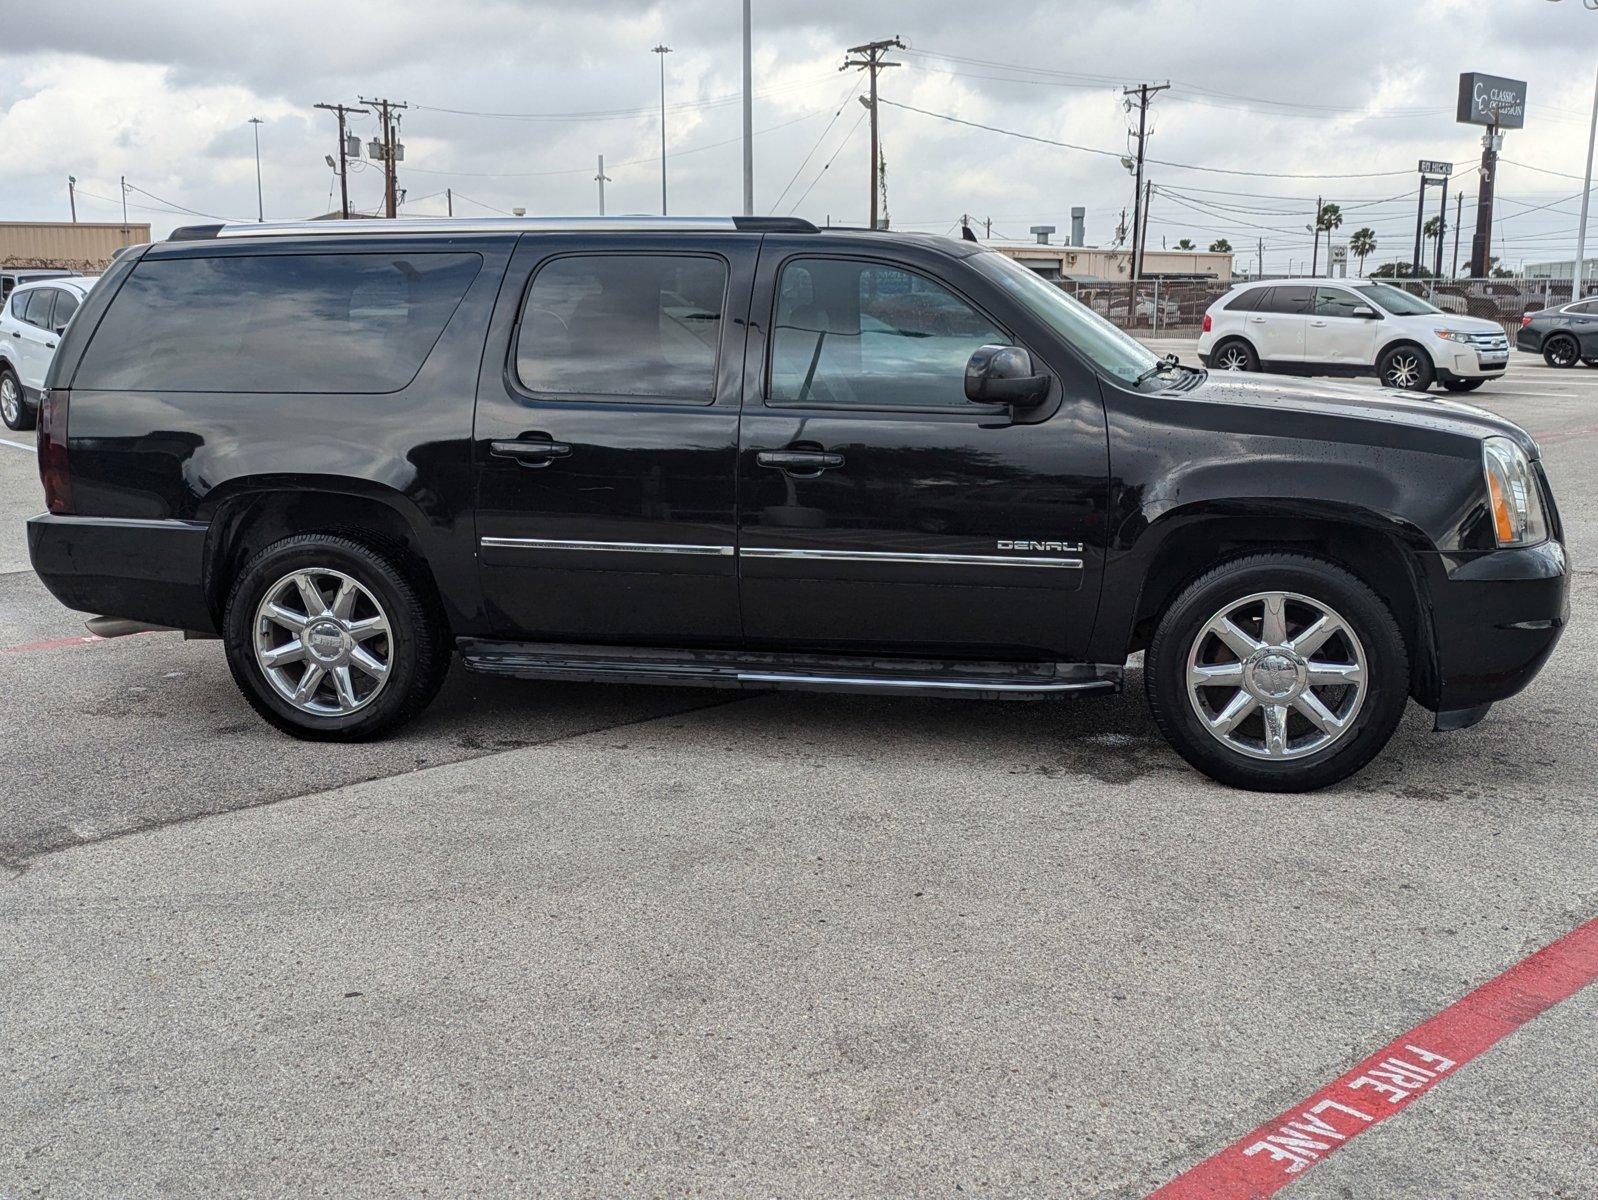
[2,348,1595,1197]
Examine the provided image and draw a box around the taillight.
[38,387,71,514]
[1202,313,1213,333]
[1520,314,1533,326]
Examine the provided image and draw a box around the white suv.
[0,276,98,431]
[1196,279,1510,393]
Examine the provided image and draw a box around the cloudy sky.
[3,0,1595,272]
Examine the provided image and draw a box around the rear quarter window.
[72,251,482,393]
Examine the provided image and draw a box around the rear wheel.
[1213,339,1259,372]
[1145,554,1409,792]
[1441,377,1486,393]
[0,365,33,432]
[1378,345,1434,391]
[223,534,449,741]
[1543,334,1580,368]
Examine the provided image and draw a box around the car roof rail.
[166,215,820,242]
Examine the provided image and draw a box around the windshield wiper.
[1132,353,1195,388]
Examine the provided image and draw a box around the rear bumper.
[27,513,216,634]
[1420,540,1568,713]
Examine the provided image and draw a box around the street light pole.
[248,117,264,222]
[741,0,754,215]
[1574,61,1598,301]
[653,44,672,216]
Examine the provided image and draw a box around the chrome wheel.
[0,375,19,426]
[252,568,392,716]
[1186,590,1367,762]
[1216,345,1252,371]
[1383,351,1423,389]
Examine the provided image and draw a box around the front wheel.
[1145,554,1410,792]
[1441,378,1486,393]
[1378,345,1435,391]
[223,534,449,741]
[0,365,33,432]
[1543,334,1579,368]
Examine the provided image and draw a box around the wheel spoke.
[259,639,306,669]
[1189,661,1246,688]
[332,666,359,711]
[1287,613,1341,658]
[1263,705,1290,756]
[1293,689,1347,735]
[1261,593,1288,646]
[331,577,360,621]
[263,602,309,633]
[349,644,389,680]
[294,573,328,619]
[1212,617,1263,660]
[292,664,326,705]
[1208,690,1258,736]
[346,615,390,642]
[1306,660,1364,687]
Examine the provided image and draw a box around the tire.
[1543,334,1579,369]
[1582,357,1598,368]
[1378,344,1435,391]
[0,365,34,432]
[222,533,449,741]
[1441,378,1486,393]
[1144,553,1409,792]
[1212,339,1259,372]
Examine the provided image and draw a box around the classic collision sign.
[1456,72,1527,129]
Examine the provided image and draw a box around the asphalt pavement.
[2,348,1594,1198]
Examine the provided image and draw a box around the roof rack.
[167,215,819,241]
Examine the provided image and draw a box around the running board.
[457,639,1120,700]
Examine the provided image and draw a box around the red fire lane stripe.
[1148,916,1598,1199]
[0,634,108,654]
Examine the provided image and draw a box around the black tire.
[0,364,34,432]
[1211,339,1259,372]
[1377,344,1435,391]
[1543,334,1579,369]
[1144,553,1410,792]
[1441,378,1486,393]
[1582,357,1598,368]
[222,533,449,741]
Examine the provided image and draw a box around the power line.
[789,109,868,215]
[770,80,862,214]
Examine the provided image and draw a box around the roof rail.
[166,215,819,242]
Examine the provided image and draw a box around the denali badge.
[997,540,1084,553]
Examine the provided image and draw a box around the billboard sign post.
[1460,73,1528,276]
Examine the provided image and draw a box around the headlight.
[1481,437,1548,547]
[1434,328,1474,344]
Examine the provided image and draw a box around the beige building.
[986,240,1234,283]
[0,221,153,271]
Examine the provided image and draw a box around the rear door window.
[1225,287,1270,312]
[1261,285,1313,315]
[73,252,482,393]
[20,290,55,329]
[51,290,79,327]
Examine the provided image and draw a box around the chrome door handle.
[1310,320,1327,327]
[756,449,845,472]
[491,439,572,467]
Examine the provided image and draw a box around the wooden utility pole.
[842,37,903,230]
[315,102,369,219]
[1451,191,1464,278]
[1123,82,1169,283]
[359,97,407,218]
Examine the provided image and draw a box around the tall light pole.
[1574,62,1598,300]
[653,44,672,216]
[248,117,264,222]
[741,0,754,215]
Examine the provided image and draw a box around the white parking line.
[0,437,36,453]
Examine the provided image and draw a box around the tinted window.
[19,290,54,329]
[1564,300,1598,315]
[51,290,79,327]
[75,252,481,393]
[1225,287,1270,312]
[1355,283,1440,317]
[1315,288,1371,318]
[1261,285,1313,315]
[770,258,1005,408]
[515,254,725,402]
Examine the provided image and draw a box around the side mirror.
[965,344,1050,408]
[1351,305,1379,319]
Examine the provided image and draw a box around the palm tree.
[1350,227,1377,276]
[1208,238,1232,253]
[1423,215,1442,240]
[1174,238,1196,250]
[1313,202,1344,274]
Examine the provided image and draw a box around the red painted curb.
[1148,916,1598,1198]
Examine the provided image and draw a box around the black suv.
[27,217,1568,791]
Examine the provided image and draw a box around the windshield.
[974,251,1161,384]
[1356,283,1441,317]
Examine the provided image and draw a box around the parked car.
[0,268,80,305]
[0,275,98,431]
[1196,279,1510,392]
[1516,296,1598,368]
[27,217,1566,792]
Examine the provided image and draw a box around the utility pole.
[842,37,904,230]
[360,98,408,218]
[447,188,453,217]
[1311,195,1323,276]
[315,103,368,220]
[119,175,128,237]
[1470,120,1502,277]
[653,44,672,216]
[1123,81,1170,284]
[741,0,754,215]
[67,176,77,223]
[1573,61,1598,301]
[1258,236,1265,278]
[248,117,264,221]
[595,155,612,215]
[1452,191,1464,279]
[1140,178,1154,277]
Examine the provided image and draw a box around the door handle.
[1248,316,1266,323]
[45,341,57,349]
[1310,320,1327,327]
[756,449,845,472]
[491,438,572,467]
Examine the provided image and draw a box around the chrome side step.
[457,639,1120,700]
